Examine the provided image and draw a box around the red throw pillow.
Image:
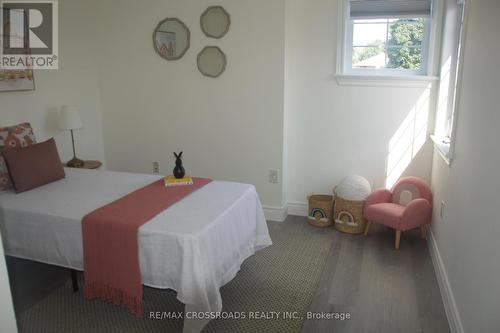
[0,122,37,190]
[2,138,65,193]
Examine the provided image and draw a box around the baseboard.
[427,229,464,333]
[264,202,306,221]
[263,205,288,222]
[287,201,308,217]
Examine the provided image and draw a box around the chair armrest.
[365,189,392,207]
[402,198,432,230]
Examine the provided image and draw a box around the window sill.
[334,73,438,88]
[430,134,452,166]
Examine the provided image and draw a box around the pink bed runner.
[82,177,212,315]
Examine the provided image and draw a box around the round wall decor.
[200,6,230,39]
[153,18,190,61]
[197,46,227,78]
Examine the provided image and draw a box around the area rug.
[18,220,333,333]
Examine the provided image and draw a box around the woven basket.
[307,194,334,227]
[333,191,367,234]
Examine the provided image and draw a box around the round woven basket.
[333,191,367,234]
[307,194,333,228]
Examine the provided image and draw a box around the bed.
[0,167,272,332]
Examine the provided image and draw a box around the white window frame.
[335,0,440,87]
[431,0,468,165]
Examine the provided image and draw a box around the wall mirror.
[153,18,190,60]
[197,46,227,78]
[200,6,230,39]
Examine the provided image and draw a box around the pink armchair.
[363,177,432,249]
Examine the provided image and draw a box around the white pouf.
[334,175,372,234]
[335,175,372,201]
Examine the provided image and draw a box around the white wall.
[0,0,105,164]
[0,233,17,333]
[1,0,436,213]
[94,0,286,208]
[285,0,435,208]
[430,1,500,332]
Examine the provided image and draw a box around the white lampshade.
[58,105,83,130]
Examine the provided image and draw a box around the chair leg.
[364,221,372,236]
[395,230,402,250]
[420,225,427,239]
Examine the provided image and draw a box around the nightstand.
[65,160,102,169]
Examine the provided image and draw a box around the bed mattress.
[0,168,272,329]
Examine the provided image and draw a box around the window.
[340,0,433,77]
[431,0,467,164]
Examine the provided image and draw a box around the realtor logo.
[1,0,58,69]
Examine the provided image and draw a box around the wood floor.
[295,215,450,333]
[6,215,449,333]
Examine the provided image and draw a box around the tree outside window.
[351,18,425,71]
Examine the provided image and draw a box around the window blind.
[349,0,432,18]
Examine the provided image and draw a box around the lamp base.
[66,157,84,168]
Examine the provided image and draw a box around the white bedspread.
[0,168,272,332]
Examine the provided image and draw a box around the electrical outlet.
[269,169,280,184]
[153,161,160,174]
[440,201,446,219]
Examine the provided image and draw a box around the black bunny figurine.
[173,152,186,179]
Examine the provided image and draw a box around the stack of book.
[164,175,193,187]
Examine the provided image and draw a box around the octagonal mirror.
[197,46,227,78]
[153,18,190,60]
[200,6,230,39]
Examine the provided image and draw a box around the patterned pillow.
[0,123,37,190]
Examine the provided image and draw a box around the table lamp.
[58,105,84,167]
